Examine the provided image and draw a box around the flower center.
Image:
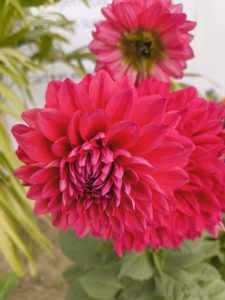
[60,143,123,206]
[119,29,164,76]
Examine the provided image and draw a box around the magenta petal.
[14,130,55,163]
[106,88,135,123]
[37,108,69,142]
[29,168,58,184]
[133,96,167,126]
[45,81,61,109]
[51,137,71,158]
[130,124,167,155]
[113,2,141,29]
[89,70,115,109]
[67,111,83,145]
[58,79,77,116]
[22,109,40,128]
[153,169,189,193]
[106,120,139,149]
[79,110,110,140]
[139,3,164,30]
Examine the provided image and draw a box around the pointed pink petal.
[106,88,135,123]
[45,81,61,109]
[22,109,40,128]
[153,169,189,193]
[106,120,139,149]
[67,111,83,145]
[130,124,166,155]
[51,137,71,157]
[13,130,55,163]
[113,2,141,29]
[133,96,166,126]
[79,110,110,140]
[58,79,77,116]
[37,108,69,142]
[89,70,115,109]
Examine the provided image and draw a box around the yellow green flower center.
[119,29,164,76]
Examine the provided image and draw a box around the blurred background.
[29,0,225,108]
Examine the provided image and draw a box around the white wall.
[31,0,225,106]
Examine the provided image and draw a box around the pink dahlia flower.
[12,71,193,255]
[89,0,196,85]
[138,79,225,249]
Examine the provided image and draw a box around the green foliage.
[119,251,154,281]
[0,273,17,300]
[0,119,49,276]
[61,230,225,300]
[0,0,92,276]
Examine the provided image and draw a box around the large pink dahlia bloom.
[89,0,196,84]
[12,71,193,255]
[138,79,225,249]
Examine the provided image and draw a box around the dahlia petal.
[58,79,77,116]
[152,169,189,193]
[106,88,135,123]
[133,96,166,126]
[42,179,60,198]
[27,185,43,200]
[89,70,115,109]
[106,120,139,149]
[37,108,69,142]
[113,2,140,29]
[147,142,188,169]
[130,124,167,155]
[12,124,32,143]
[164,111,181,129]
[79,110,110,140]
[73,82,93,112]
[29,167,58,184]
[131,182,152,202]
[45,81,61,109]
[13,130,55,163]
[73,217,90,237]
[51,137,71,158]
[14,165,39,182]
[67,111,83,146]
[22,109,40,128]
[135,200,153,222]
[139,3,164,30]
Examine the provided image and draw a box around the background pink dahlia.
[138,79,225,249]
[89,0,196,85]
[12,71,193,255]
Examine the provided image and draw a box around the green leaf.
[204,280,225,300]
[189,263,221,284]
[156,269,208,300]
[0,273,17,299]
[164,239,220,269]
[65,268,92,300]
[119,251,154,281]
[79,267,123,300]
[65,283,92,300]
[119,279,155,300]
[59,230,102,268]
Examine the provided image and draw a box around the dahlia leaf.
[78,267,123,300]
[119,251,154,281]
[188,263,221,284]
[204,279,225,300]
[118,278,155,300]
[156,269,208,300]
[0,273,17,300]
[164,239,220,269]
[65,284,91,300]
[59,230,102,268]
